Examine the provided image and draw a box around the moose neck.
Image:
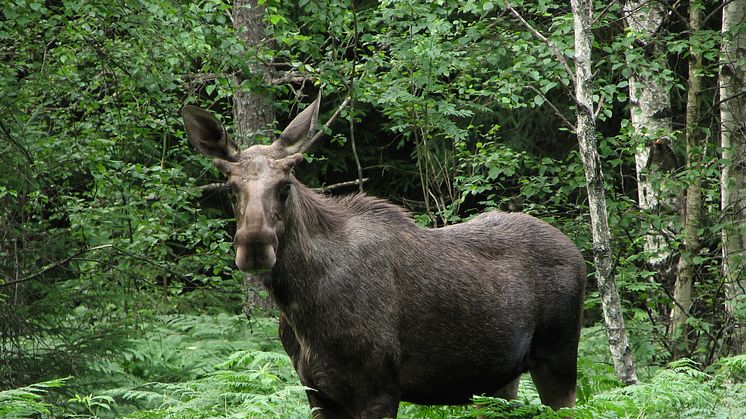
[260,181,344,310]
[286,182,345,244]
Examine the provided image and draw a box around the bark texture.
[720,0,746,354]
[623,0,677,285]
[232,0,276,144]
[571,0,638,385]
[232,0,276,312]
[670,1,704,351]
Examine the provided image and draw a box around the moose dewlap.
[182,94,586,419]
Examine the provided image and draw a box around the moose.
[182,94,586,418]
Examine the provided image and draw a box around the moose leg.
[307,390,353,419]
[278,314,300,366]
[529,360,577,409]
[308,386,398,419]
[475,377,521,419]
[494,376,520,400]
[352,392,399,419]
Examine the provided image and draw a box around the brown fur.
[182,98,586,418]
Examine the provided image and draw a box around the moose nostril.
[233,227,279,272]
[235,244,276,273]
[234,228,278,252]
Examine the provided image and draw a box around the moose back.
[182,95,586,418]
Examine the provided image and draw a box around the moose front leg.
[278,314,300,365]
[299,354,401,419]
[351,393,400,419]
[307,377,400,419]
[306,389,353,419]
[305,390,398,419]
[494,376,520,400]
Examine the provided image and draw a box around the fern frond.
[0,377,70,418]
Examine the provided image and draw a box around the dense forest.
[2,0,746,417]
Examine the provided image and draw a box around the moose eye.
[225,181,240,203]
[279,182,292,197]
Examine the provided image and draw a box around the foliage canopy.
[1,0,745,417]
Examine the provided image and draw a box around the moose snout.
[234,227,278,273]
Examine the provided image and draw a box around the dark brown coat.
[182,95,586,418]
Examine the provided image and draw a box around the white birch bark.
[571,0,638,385]
[623,0,676,282]
[670,1,704,349]
[720,0,746,354]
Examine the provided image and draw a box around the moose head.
[181,94,321,273]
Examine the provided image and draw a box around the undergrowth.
[473,356,746,418]
[0,377,69,418]
[125,351,309,418]
[2,315,745,418]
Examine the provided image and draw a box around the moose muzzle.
[234,227,278,273]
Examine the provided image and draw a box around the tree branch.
[0,120,35,165]
[527,86,576,132]
[504,1,577,88]
[307,96,352,146]
[703,0,736,25]
[267,71,311,85]
[0,244,114,288]
[348,2,364,192]
[313,178,369,193]
[197,182,229,194]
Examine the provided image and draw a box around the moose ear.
[278,153,304,172]
[273,92,321,155]
[182,105,240,162]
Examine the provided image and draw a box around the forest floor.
[2,312,745,418]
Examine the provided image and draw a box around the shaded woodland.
[1,0,745,417]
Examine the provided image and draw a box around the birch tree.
[720,0,746,354]
[670,0,705,349]
[623,0,677,286]
[570,0,638,384]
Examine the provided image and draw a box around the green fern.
[397,402,472,418]
[23,314,743,418]
[0,377,69,418]
[125,350,310,418]
[468,357,746,419]
[116,314,282,383]
[66,314,286,416]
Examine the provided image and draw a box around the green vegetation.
[2,0,745,417]
[2,318,744,417]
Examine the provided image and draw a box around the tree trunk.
[232,0,276,143]
[623,0,677,287]
[232,0,276,313]
[670,1,704,353]
[571,0,638,385]
[720,0,746,354]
